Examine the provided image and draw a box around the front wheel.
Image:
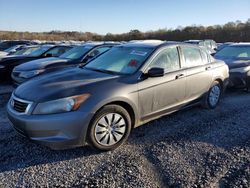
[88,105,131,151]
[202,81,222,109]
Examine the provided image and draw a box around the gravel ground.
[0,89,249,187]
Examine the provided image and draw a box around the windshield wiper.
[83,67,117,75]
[93,68,117,75]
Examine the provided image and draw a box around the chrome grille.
[10,96,32,114]
[13,99,28,113]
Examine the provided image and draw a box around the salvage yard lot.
[0,88,249,187]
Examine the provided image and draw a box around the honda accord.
[7,40,229,150]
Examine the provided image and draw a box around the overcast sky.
[0,0,249,34]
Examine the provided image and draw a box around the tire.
[88,105,131,151]
[202,81,222,109]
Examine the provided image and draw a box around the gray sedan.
[7,40,229,150]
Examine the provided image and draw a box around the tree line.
[0,19,249,42]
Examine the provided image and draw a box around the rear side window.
[181,46,203,67]
[200,49,209,64]
[149,47,180,73]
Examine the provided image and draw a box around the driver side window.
[149,47,180,73]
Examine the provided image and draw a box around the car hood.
[0,55,32,64]
[14,67,120,102]
[0,51,8,57]
[214,56,250,69]
[15,57,69,71]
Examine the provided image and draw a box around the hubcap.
[209,85,221,106]
[94,113,126,146]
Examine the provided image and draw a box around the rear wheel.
[88,105,131,151]
[202,81,222,109]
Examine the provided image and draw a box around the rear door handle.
[175,73,184,79]
[205,66,211,70]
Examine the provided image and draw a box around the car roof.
[119,40,165,48]
[118,40,194,49]
[78,42,120,48]
[184,40,202,42]
[230,42,250,47]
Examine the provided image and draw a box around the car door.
[138,46,186,120]
[180,46,213,102]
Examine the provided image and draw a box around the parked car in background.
[214,43,250,90]
[0,45,73,81]
[184,39,217,54]
[0,40,34,51]
[12,42,118,85]
[0,45,30,57]
[11,45,41,56]
[216,42,234,52]
[7,40,229,150]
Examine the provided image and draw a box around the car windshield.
[215,46,250,58]
[84,46,154,75]
[13,46,40,55]
[28,46,52,57]
[60,45,92,60]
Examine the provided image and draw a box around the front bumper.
[7,101,93,150]
[228,71,249,88]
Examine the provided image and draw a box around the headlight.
[0,65,5,69]
[19,69,45,79]
[33,94,90,115]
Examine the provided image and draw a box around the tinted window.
[149,47,180,72]
[29,46,52,56]
[60,46,92,60]
[182,46,203,67]
[87,46,111,57]
[13,46,40,55]
[85,46,153,74]
[44,46,71,57]
[215,46,250,58]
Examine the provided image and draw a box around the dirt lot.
[0,87,249,187]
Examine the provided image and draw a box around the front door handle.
[205,66,211,70]
[175,73,184,79]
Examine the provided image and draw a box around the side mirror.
[147,67,164,77]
